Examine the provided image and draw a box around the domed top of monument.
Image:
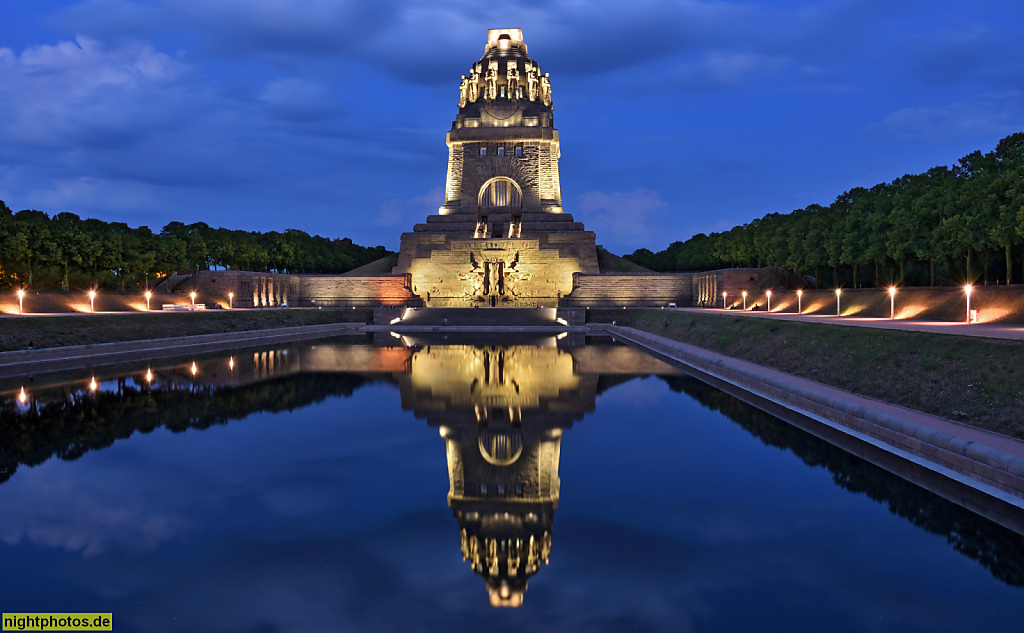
[454,29,554,128]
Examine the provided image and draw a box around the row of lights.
[723,285,977,323]
[11,290,236,314]
[15,356,238,404]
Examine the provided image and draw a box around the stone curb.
[0,323,366,374]
[361,325,589,333]
[598,324,1024,503]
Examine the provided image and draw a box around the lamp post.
[797,289,802,314]
[17,289,24,314]
[835,288,841,316]
[722,291,727,309]
[965,284,973,323]
[766,289,772,313]
[89,290,96,313]
[228,292,234,309]
[742,290,747,310]
[190,291,197,309]
[889,287,896,319]
[145,290,152,311]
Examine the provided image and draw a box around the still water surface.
[1,336,1022,632]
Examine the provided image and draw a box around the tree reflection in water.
[1,339,1022,607]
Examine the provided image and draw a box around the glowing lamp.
[797,289,802,314]
[145,290,152,311]
[190,291,197,308]
[888,287,896,319]
[18,387,27,404]
[722,291,727,310]
[835,288,841,316]
[17,288,25,314]
[964,284,973,323]
[766,289,772,313]
[228,292,234,309]
[742,290,748,310]
[89,290,96,312]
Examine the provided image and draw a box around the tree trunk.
[983,249,989,285]
[966,247,973,281]
[833,265,839,288]
[930,258,935,287]
[1006,242,1013,285]
[852,264,858,288]
[899,259,904,284]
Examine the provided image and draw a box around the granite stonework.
[391,29,600,308]
[194,270,420,308]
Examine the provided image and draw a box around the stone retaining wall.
[194,271,421,308]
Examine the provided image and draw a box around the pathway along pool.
[1,335,1022,632]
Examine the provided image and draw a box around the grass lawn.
[591,308,1024,439]
[0,308,373,353]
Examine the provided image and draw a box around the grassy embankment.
[591,308,1024,439]
[0,308,373,353]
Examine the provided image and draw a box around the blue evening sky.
[0,1,1022,255]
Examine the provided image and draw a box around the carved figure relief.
[468,67,480,102]
[506,63,520,100]
[540,73,552,106]
[485,61,499,101]
[525,63,538,101]
[459,75,469,108]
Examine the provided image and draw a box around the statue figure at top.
[525,63,538,101]
[506,63,520,100]
[468,66,480,103]
[458,75,470,108]
[540,73,552,106]
[485,60,499,101]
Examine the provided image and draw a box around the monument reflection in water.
[401,344,581,606]
[0,335,682,609]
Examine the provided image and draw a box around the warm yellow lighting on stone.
[392,28,598,307]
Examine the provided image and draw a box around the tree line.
[0,204,392,291]
[627,132,1024,287]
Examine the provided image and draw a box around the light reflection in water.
[1,338,1023,619]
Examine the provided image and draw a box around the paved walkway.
[680,307,1024,341]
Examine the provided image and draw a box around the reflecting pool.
[1,336,1022,632]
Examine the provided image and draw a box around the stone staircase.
[392,307,560,327]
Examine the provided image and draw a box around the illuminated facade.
[393,29,600,307]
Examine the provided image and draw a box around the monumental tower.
[393,29,599,307]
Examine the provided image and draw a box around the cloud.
[863,92,1024,142]
[575,187,668,253]
[376,187,444,227]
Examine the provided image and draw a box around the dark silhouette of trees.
[627,132,1024,287]
[0,210,392,291]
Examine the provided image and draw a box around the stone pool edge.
[597,323,1024,533]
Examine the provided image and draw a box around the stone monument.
[393,29,600,307]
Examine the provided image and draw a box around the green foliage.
[0,207,392,291]
[626,132,1024,287]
